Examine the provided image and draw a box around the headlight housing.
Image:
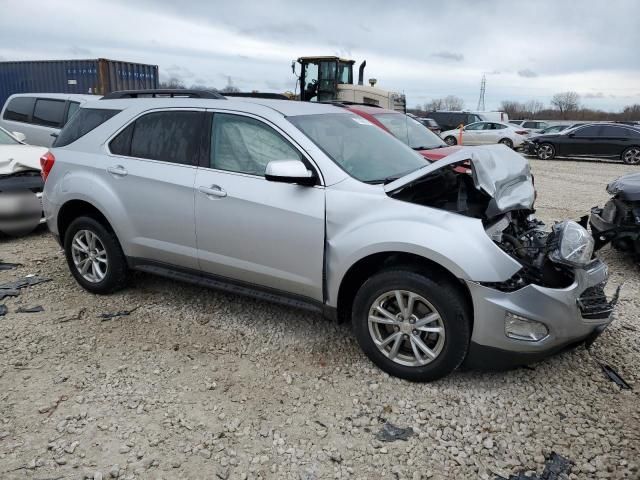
[549,220,594,267]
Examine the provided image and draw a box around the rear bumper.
[464,259,617,369]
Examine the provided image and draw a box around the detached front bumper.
[463,259,618,369]
[522,141,537,155]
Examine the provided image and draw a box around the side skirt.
[127,257,337,319]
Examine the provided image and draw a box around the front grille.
[577,283,619,320]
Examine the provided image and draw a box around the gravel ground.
[0,158,639,480]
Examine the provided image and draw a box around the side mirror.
[265,160,316,186]
[11,131,26,142]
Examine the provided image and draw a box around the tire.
[63,216,129,294]
[536,143,555,160]
[352,269,471,382]
[621,146,640,165]
[499,138,514,149]
[444,136,457,146]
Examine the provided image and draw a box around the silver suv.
[42,90,617,381]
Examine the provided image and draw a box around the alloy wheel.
[71,229,108,283]
[367,290,446,367]
[537,144,554,160]
[444,136,456,146]
[622,148,640,165]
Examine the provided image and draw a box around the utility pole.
[477,74,486,111]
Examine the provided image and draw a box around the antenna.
[477,74,486,111]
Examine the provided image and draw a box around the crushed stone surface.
[0,158,638,479]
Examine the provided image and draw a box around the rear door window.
[54,108,121,147]
[129,111,205,165]
[3,97,35,123]
[600,126,629,137]
[33,99,67,127]
[574,126,601,137]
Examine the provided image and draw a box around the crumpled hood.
[0,145,47,175]
[607,172,640,202]
[385,144,535,217]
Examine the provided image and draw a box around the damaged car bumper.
[0,172,45,235]
[463,259,618,369]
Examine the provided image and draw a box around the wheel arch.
[335,251,473,325]
[57,199,114,243]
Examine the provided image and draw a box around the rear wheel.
[536,143,555,160]
[352,269,471,382]
[499,138,514,149]
[64,216,129,294]
[444,136,457,146]
[621,147,640,165]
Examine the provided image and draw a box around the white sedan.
[440,121,529,149]
[0,127,48,235]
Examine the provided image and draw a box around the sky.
[1,0,639,111]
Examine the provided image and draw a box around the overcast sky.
[1,0,639,111]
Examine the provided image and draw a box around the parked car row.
[524,123,640,164]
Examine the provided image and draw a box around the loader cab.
[296,56,355,102]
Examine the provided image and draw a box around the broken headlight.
[549,220,594,267]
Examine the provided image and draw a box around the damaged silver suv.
[42,90,617,381]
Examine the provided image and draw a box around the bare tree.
[158,77,186,89]
[424,98,444,111]
[500,100,524,118]
[442,95,464,110]
[423,96,463,111]
[525,100,544,118]
[551,91,580,119]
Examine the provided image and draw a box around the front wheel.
[352,269,471,382]
[499,138,514,149]
[536,143,556,160]
[64,216,129,294]
[622,147,640,165]
[444,136,457,146]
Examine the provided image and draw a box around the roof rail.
[101,89,225,100]
[223,92,290,100]
[319,100,383,108]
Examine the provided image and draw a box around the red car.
[345,105,461,162]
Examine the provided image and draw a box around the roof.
[7,93,100,102]
[297,56,355,64]
[85,97,346,117]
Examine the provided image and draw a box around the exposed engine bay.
[386,146,596,290]
[590,172,640,259]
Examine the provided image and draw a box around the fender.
[324,182,522,307]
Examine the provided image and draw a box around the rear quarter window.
[33,99,66,127]
[53,108,121,147]
[3,97,35,123]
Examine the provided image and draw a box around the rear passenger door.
[194,111,325,301]
[29,98,68,146]
[598,126,631,156]
[107,109,206,269]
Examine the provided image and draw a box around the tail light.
[515,130,529,135]
[40,151,55,181]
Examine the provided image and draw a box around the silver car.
[42,91,617,381]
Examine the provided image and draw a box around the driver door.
[194,111,325,301]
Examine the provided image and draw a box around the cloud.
[517,69,538,78]
[431,51,464,61]
[584,92,605,99]
[68,45,91,55]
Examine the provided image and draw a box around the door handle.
[107,165,128,177]
[198,185,227,198]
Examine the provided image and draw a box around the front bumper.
[463,259,617,369]
[522,141,537,155]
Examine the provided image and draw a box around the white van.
[0,93,99,146]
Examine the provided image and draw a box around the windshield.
[0,128,20,145]
[373,113,446,150]
[288,113,427,183]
